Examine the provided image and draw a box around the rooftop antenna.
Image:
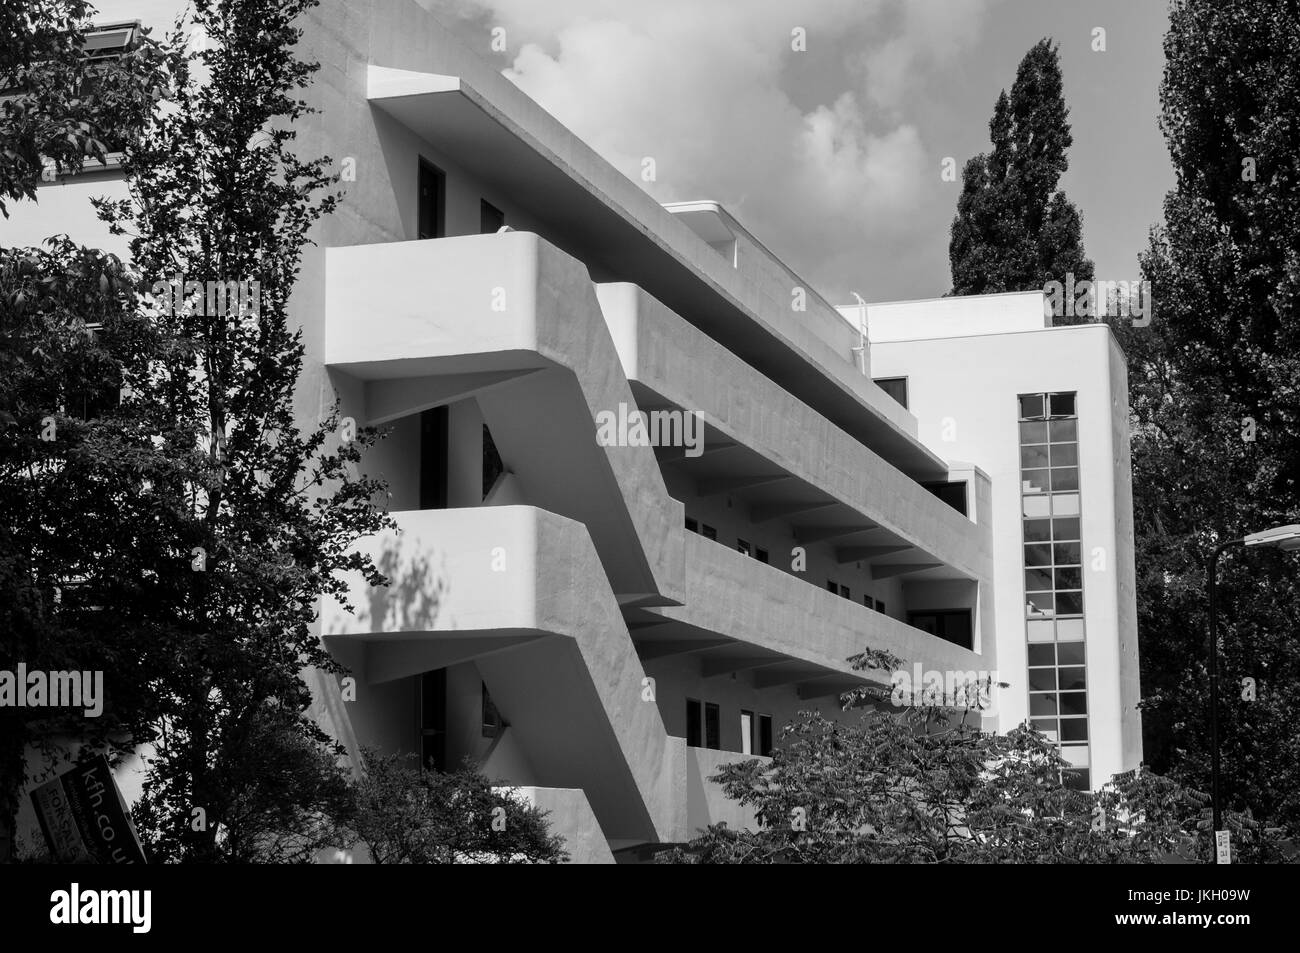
[849,292,868,374]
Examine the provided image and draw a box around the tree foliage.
[1113,0,1300,835]
[88,0,392,862]
[948,38,1094,303]
[0,0,165,215]
[337,752,567,865]
[661,707,1295,864]
[0,3,168,862]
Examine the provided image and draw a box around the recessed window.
[924,480,968,515]
[754,547,769,564]
[686,698,702,747]
[907,609,973,650]
[873,377,908,410]
[481,682,503,738]
[876,601,886,615]
[479,199,505,234]
[758,714,773,756]
[863,594,875,610]
[701,524,717,541]
[737,539,752,556]
[685,517,698,533]
[827,579,838,594]
[704,702,721,750]
[418,158,446,240]
[839,584,851,600]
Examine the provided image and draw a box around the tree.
[948,39,1094,306]
[1113,0,1300,836]
[337,752,567,865]
[0,0,164,215]
[660,707,1294,864]
[0,4,168,862]
[91,0,392,862]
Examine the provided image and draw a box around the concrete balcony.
[323,231,684,608]
[638,531,988,701]
[687,745,764,836]
[321,505,688,847]
[597,282,993,590]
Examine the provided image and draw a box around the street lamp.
[1206,523,1300,863]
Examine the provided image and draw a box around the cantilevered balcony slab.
[322,505,687,846]
[324,232,685,607]
[597,282,992,584]
[647,533,986,687]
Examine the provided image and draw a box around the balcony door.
[418,158,445,240]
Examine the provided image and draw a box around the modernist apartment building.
[2,1,1141,862]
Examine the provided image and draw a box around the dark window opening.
[908,609,973,650]
[685,517,698,533]
[758,714,773,757]
[701,524,717,541]
[704,702,721,750]
[418,159,446,240]
[737,539,752,556]
[480,199,505,234]
[874,377,908,410]
[924,480,968,515]
[482,423,504,499]
[419,406,449,509]
[754,547,769,564]
[686,698,702,747]
[876,601,886,614]
[863,595,875,610]
[839,584,851,600]
[481,681,503,738]
[419,669,447,771]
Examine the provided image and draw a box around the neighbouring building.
[2,1,1141,863]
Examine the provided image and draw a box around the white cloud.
[440,0,997,301]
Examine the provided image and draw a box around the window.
[924,481,968,515]
[863,594,875,610]
[758,714,774,756]
[754,547,769,564]
[701,524,718,541]
[82,21,140,62]
[419,406,449,509]
[907,609,973,650]
[737,539,752,556]
[482,424,504,499]
[686,698,702,746]
[418,159,446,240]
[740,710,754,755]
[704,702,721,750]
[839,584,851,600]
[874,377,908,410]
[480,199,505,234]
[1019,392,1090,779]
[827,579,838,594]
[419,669,447,771]
[685,517,698,533]
[876,601,886,615]
[481,682,503,738]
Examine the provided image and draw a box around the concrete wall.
[871,323,1141,784]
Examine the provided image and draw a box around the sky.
[427,0,1175,305]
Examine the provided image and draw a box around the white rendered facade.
[2,1,1141,861]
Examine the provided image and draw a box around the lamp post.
[1206,523,1300,863]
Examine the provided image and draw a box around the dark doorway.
[479,199,504,235]
[418,159,445,240]
[419,669,447,771]
[419,406,449,509]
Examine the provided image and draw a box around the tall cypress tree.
[948,39,1094,306]
[1116,0,1300,834]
